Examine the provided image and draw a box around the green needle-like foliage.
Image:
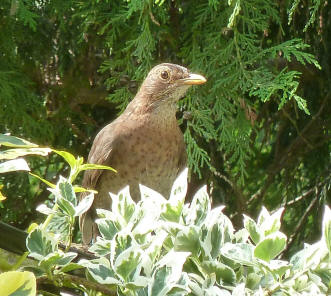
[0,0,330,268]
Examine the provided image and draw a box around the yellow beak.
[181,73,207,85]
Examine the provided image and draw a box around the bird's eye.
[160,70,169,80]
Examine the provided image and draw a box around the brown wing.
[79,122,120,244]
[82,125,117,192]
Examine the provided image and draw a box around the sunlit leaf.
[186,186,210,226]
[254,232,287,262]
[79,258,120,285]
[0,158,30,173]
[169,167,188,204]
[0,271,36,296]
[243,214,261,244]
[201,206,233,258]
[36,204,55,215]
[79,163,116,173]
[26,228,57,260]
[57,196,75,217]
[0,134,38,148]
[202,260,236,284]
[40,251,77,271]
[114,247,143,282]
[221,243,255,266]
[89,237,111,256]
[96,218,120,241]
[0,147,51,160]
[75,192,94,216]
[58,178,76,205]
[72,185,97,193]
[29,172,56,188]
[162,169,186,222]
[53,150,77,169]
[0,188,6,201]
[322,206,331,255]
[174,225,200,256]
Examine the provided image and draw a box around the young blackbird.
[80,63,206,244]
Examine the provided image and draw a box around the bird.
[80,63,206,244]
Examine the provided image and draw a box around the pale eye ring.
[160,70,169,80]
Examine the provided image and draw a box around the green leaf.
[110,233,135,266]
[52,150,77,169]
[221,243,255,266]
[174,225,200,256]
[167,273,190,295]
[97,218,120,241]
[246,273,262,290]
[290,242,325,271]
[0,134,38,148]
[116,188,136,223]
[201,207,233,258]
[39,251,77,272]
[0,147,51,160]
[36,204,54,215]
[29,172,56,188]
[79,163,116,173]
[150,265,173,296]
[322,206,331,255]
[161,201,183,223]
[89,237,111,256]
[57,197,75,217]
[162,169,186,222]
[186,186,210,226]
[0,158,30,173]
[169,168,188,205]
[114,247,143,282]
[268,260,291,278]
[75,192,94,216]
[45,212,71,241]
[58,178,76,205]
[150,263,190,296]
[132,187,163,236]
[243,214,261,244]
[72,185,97,193]
[26,228,57,260]
[254,232,287,262]
[79,258,120,285]
[125,276,149,290]
[257,207,284,237]
[60,262,83,273]
[0,271,36,296]
[202,260,236,284]
[154,250,190,290]
[143,231,168,276]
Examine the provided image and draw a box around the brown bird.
[80,63,206,244]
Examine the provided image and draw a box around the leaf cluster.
[1,135,330,295]
[23,168,331,295]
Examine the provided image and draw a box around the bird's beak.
[181,73,207,85]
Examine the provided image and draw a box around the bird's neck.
[124,92,178,128]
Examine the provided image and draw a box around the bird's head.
[137,63,206,108]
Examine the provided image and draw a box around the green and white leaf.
[254,232,287,262]
[27,228,57,260]
[0,147,51,160]
[0,158,30,173]
[0,134,38,148]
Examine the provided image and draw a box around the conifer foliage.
[0,0,330,275]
